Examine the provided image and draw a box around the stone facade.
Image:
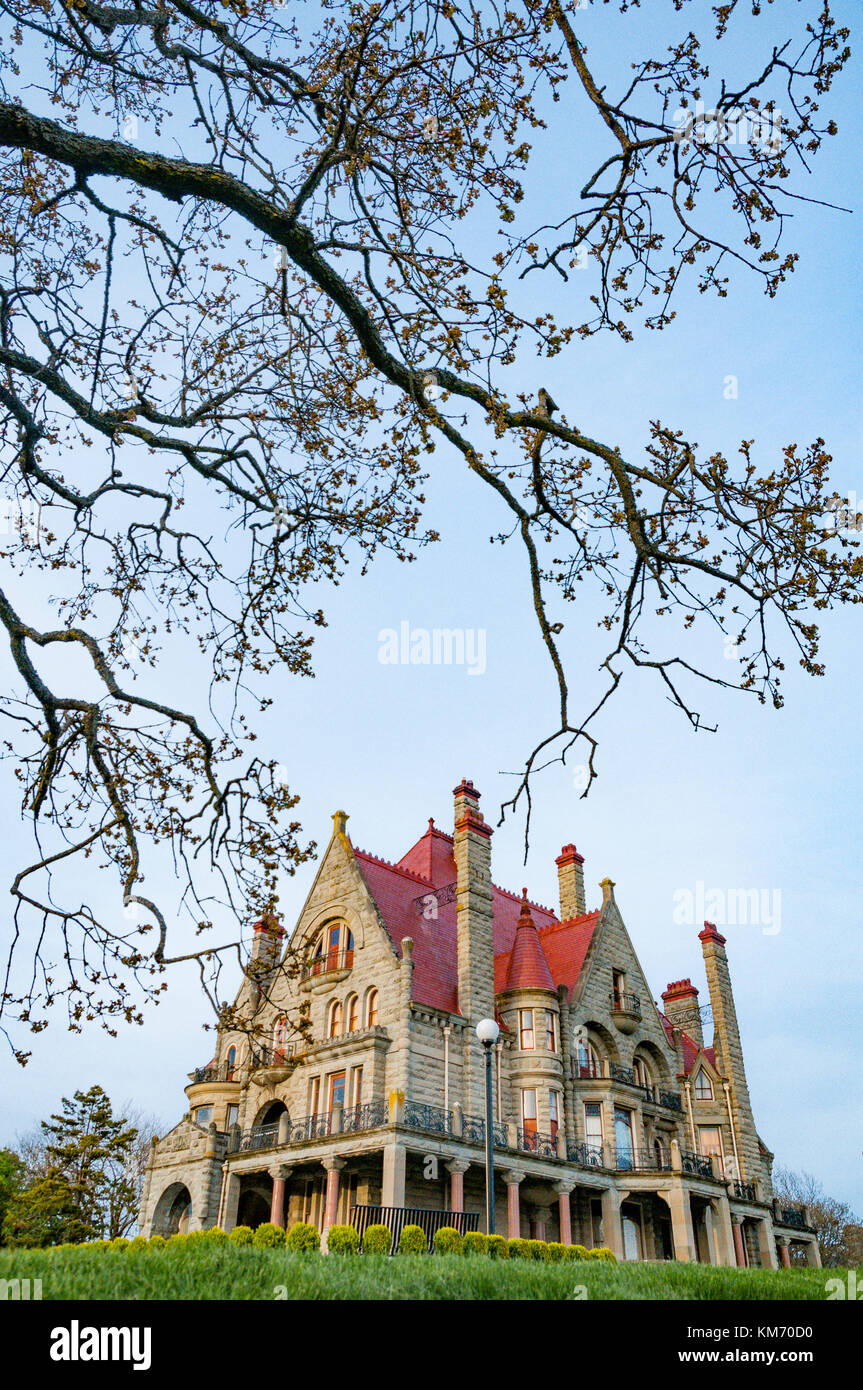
[139,782,820,1267]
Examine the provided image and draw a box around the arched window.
[633,1056,650,1088]
[328,1000,343,1038]
[694,1070,713,1101]
[576,1037,600,1080]
[310,922,355,976]
[273,1016,289,1064]
[653,1137,666,1168]
[346,994,359,1033]
[225,1044,237,1082]
[366,988,379,1028]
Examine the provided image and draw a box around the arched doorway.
[236,1172,273,1229]
[151,1182,193,1236]
[254,1099,288,1129]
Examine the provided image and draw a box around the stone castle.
[139,780,819,1266]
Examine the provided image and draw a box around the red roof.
[353,821,595,1015]
[658,1011,716,1074]
[498,892,557,993]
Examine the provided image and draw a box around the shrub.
[148,1235,167,1250]
[200,1226,228,1245]
[566,1244,590,1261]
[433,1226,464,1256]
[166,1232,191,1251]
[253,1222,286,1250]
[398,1225,427,1255]
[588,1246,617,1262]
[228,1225,254,1247]
[362,1223,393,1256]
[462,1232,489,1257]
[545,1242,566,1262]
[127,1236,148,1252]
[109,1237,130,1253]
[185,1229,207,1244]
[507,1237,530,1259]
[527,1239,548,1261]
[327,1224,360,1255]
[286,1221,321,1253]
[487,1234,509,1259]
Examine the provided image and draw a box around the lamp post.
[476,1018,500,1235]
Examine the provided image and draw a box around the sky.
[0,1,860,1215]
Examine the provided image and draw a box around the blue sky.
[0,1,860,1214]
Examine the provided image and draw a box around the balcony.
[609,991,642,1035]
[643,1085,684,1114]
[779,1205,806,1229]
[459,1113,509,1148]
[517,1128,559,1159]
[250,1044,296,1084]
[614,1147,673,1174]
[732,1179,757,1202]
[190,1063,240,1086]
[567,1140,608,1170]
[680,1149,714,1179]
[232,1100,388,1153]
[401,1101,451,1137]
[300,946,354,987]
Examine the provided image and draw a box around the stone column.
[503,1171,523,1239]
[382,1143,406,1208]
[446,1159,469,1213]
[668,1185,697,1262]
[533,1205,551,1242]
[600,1188,624,1259]
[713,1192,737,1268]
[803,1239,821,1268]
[323,1157,346,1234]
[222,1171,241,1232]
[270,1164,292,1228]
[731,1214,747,1267]
[555,1182,574,1246]
[757,1216,779,1270]
[776,1236,791,1269]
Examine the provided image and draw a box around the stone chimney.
[661,978,703,1048]
[699,921,758,1179]
[555,844,586,919]
[453,780,494,1112]
[249,911,284,971]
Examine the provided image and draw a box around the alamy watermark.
[673,881,781,936]
[378,621,486,676]
[823,491,863,536]
[673,100,782,155]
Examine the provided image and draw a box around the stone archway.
[253,1099,288,1129]
[236,1172,273,1229]
[151,1181,193,1236]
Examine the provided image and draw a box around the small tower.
[700,921,759,1179]
[661,978,704,1049]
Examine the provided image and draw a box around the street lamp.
[476,1017,500,1235]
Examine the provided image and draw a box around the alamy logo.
[50,1321,152,1371]
[0,1278,41,1300]
[826,1271,863,1300]
[378,621,486,676]
[673,881,781,936]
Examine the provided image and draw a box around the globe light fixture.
[476,1017,500,1233]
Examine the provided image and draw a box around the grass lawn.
[0,1247,842,1300]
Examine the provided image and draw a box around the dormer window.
[694,1070,713,1101]
[307,922,355,978]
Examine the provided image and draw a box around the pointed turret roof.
[500,890,557,993]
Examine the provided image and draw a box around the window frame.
[519,1008,535,1051]
[545,1009,557,1052]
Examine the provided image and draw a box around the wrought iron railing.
[680,1149,713,1178]
[573,1059,603,1080]
[658,1088,683,1112]
[780,1205,806,1228]
[460,1113,509,1148]
[609,1062,636,1086]
[567,1140,607,1169]
[401,1101,451,1136]
[239,1123,280,1152]
[614,1147,672,1173]
[350,1204,478,1253]
[251,1044,294,1070]
[191,1063,239,1084]
[339,1100,389,1135]
[300,946,354,981]
[609,991,641,1015]
[517,1128,559,1159]
[733,1179,757,1202]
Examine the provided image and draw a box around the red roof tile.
[658,1011,716,1074]
[499,891,556,993]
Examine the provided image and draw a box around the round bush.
[363,1223,393,1256]
[545,1242,566,1262]
[253,1222,286,1250]
[148,1235,167,1250]
[166,1232,191,1251]
[398,1225,427,1255]
[327,1224,360,1255]
[527,1239,548,1261]
[200,1226,228,1245]
[228,1225,254,1247]
[127,1236,149,1252]
[566,1243,590,1261]
[433,1225,464,1256]
[462,1232,489,1257]
[507,1237,530,1259]
[487,1234,509,1259]
[286,1221,321,1253]
[109,1237,130,1252]
[588,1246,617,1262]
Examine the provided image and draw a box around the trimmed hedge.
[487,1234,509,1259]
[462,1232,489,1257]
[567,1244,590,1260]
[398,1225,427,1255]
[327,1225,360,1255]
[253,1222,286,1250]
[589,1246,617,1262]
[362,1223,392,1256]
[433,1226,464,1255]
[286,1221,321,1253]
[527,1239,548,1261]
[127,1236,149,1252]
[148,1234,167,1250]
[199,1226,229,1246]
[228,1225,255,1247]
[507,1237,530,1259]
[545,1242,566,1262]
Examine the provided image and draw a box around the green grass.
[0,1247,846,1300]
